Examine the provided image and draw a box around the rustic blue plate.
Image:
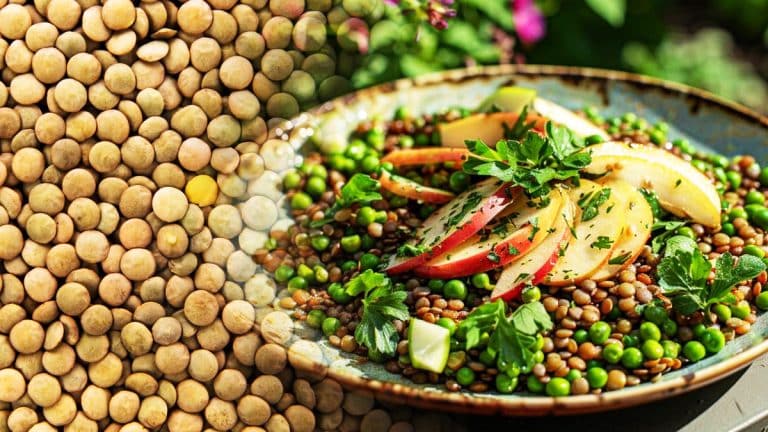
[263,65,768,416]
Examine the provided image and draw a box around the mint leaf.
[709,253,766,301]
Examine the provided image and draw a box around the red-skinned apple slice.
[379,170,455,204]
[381,148,469,168]
[590,179,654,281]
[386,179,516,275]
[544,179,627,286]
[414,188,564,279]
[438,112,548,148]
[491,197,575,301]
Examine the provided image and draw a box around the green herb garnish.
[344,269,388,297]
[608,251,632,265]
[458,300,553,370]
[462,120,590,206]
[310,174,382,228]
[353,272,409,359]
[656,236,766,316]
[590,236,613,250]
[578,188,611,222]
[397,244,427,258]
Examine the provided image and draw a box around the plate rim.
[281,64,768,416]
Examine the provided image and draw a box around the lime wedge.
[477,86,536,113]
[408,319,450,373]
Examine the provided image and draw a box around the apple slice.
[379,170,455,204]
[491,197,575,301]
[381,148,469,168]
[477,86,537,113]
[386,179,516,275]
[591,179,654,281]
[583,141,721,228]
[532,98,609,140]
[544,179,627,286]
[438,112,548,148]
[414,188,564,279]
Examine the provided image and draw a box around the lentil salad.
[262,86,768,397]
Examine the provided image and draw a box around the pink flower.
[513,0,546,45]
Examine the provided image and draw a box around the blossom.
[513,0,546,45]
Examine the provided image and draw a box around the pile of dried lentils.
[0,0,468,430]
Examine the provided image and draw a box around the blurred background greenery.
[353,0,767,111]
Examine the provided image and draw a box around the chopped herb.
[462,117,590,205]
[445,191,483,228]
[344,269,388,297]
[590,236,613,250]
[675,179,682,188]
[515,272,530,283]
[508,245,520,255]
[501,105,539,140]
[528,217,540,241]
[354,274,409,359]
[608,252,633,265]
[397,244,427,258]
[310,174,382,228]
[579,188,611,222]
[487,251,501,263]
[650,220,687,253]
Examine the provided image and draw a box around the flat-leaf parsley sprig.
[462,121,591,206]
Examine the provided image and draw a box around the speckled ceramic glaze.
[268,65,768,416]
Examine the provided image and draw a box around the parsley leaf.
[457,301,505,350]
[590,236,613,250]
[656,235,766,316]
[344,269,388,297]
[608,251,632,265]
[578,188,611,222]
[397,244,427,257]
[501,105,538,140]
[354,274,409,359]
[462,113,590,206]
[650,220,687,254]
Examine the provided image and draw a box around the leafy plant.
[350,271,410,358]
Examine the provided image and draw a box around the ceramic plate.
[261,65,768,416]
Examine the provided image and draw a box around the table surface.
[452,354,768,432]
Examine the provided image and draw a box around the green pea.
[632,118,646,130]
[641,339,664,360]
[310,235,330,252]
[444,280,467,300]
[361,234,375,250]
[622,334,638,348]
[360,155,380,173]
[746,190,766,205]
[677,139,695,155]
[340,260,357,273]
[586,367,608,389]
[415,133,429,146]
[608,117,621,127]
[731,301,751,319]
[532,350,544,364]
[340,157,357,172]
[759,166,768,185]
[291,192,313,210]
[621,112,637,123]
[495,374,518,394]
[449,171,470,193]
[621,347,644,369]
[642,305,668,325]
[701,328,725,353]
[314,266,329,283]
[264,238,277,251]
[366,129,385,150]
[478,349,496,366]
[521,286,541,303]
[322,317,341,337]
[583,106,600,120]
[527,375,545,393]
[297,264,315,281]
[691,159,710,172]
[274,265,295,283]
[721,223,736,236]
[456,367,475,386]
[752,208,768,230]
[545,377,571,397]
[287,276,307,292]
[283,171,302,189]
[661,319,678,338]
[712,303,732,321]
[692,323,707,339]
[588,321,611,345]
[309,164,327,179]
[661,340,680,359]
[340,235,361,253]
[345,139,367,160]
[755,291,768,311]
[398,135,414,149]
[674,226,696,240]
[359,253,379,271]
[654,121,669,132]
[649,129,666,145]
[471,273,491,290]
[381,162,394,172]
[639,322,661,341]
[743,244,765,258]
[394,106,409,120]
[726,171,742,189]
[306,309,326,328]
[602,342,623,364]
[504,363,521,378]
[729,207,749,221]
[374,210,387,224]
[711,154,730,168]
[585,134,604,145]
[683,341,707,362]
[436,317,456,335]
[427,280,444,294]
[328,282,352,304]
[565,369,582,383]
[573,329,589,345]
[607,125,619,135]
